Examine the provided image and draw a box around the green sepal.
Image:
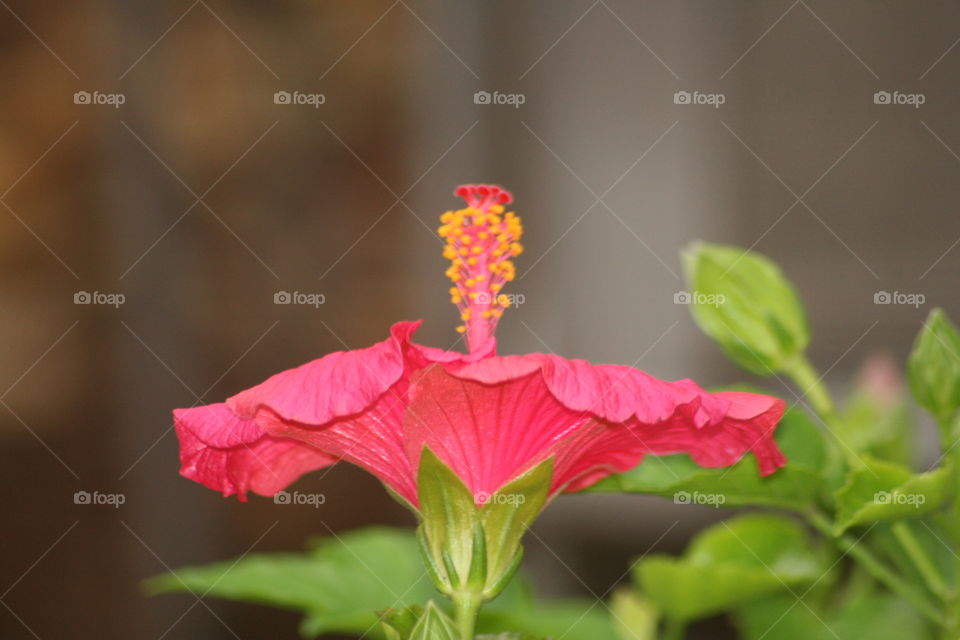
[479,458,553,596]
[416,447,553,601]
[467,522,488,592]
[417,447,481,595]
[381,605,424,640]
[409,601,459,640]
[483,548,524,601]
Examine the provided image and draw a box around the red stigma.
[454,184,514,210]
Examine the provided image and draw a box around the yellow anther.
[440,197,523,335]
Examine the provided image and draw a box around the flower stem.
[939,416,960,638]
[782,355,836,420]
[891,520,949,599]
[452,592,481,640]
[807,511,944,625]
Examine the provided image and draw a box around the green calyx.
[415,447,553,603]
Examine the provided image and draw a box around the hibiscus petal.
[622,391,786,476]
[228,321,417,425]
[254,385,419,506]
[403,365,602,498]
[405,361,786,499]
[174,403,335,500]
[448,354,730,425]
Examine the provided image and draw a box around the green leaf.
[735,591,930,640]
[908,309,960,429]
[147,527,436,638]
[682,242,809,375]
[610,588,658,640]
[635,514,822,621]
[477,597,618,640]
[832,454,953,534]
[589,406,827,511]
[148,525,610,640]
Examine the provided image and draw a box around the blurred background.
[2,1,959,638]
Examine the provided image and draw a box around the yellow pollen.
[439,193,523,340]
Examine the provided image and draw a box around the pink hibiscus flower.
[173,184,786,508]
